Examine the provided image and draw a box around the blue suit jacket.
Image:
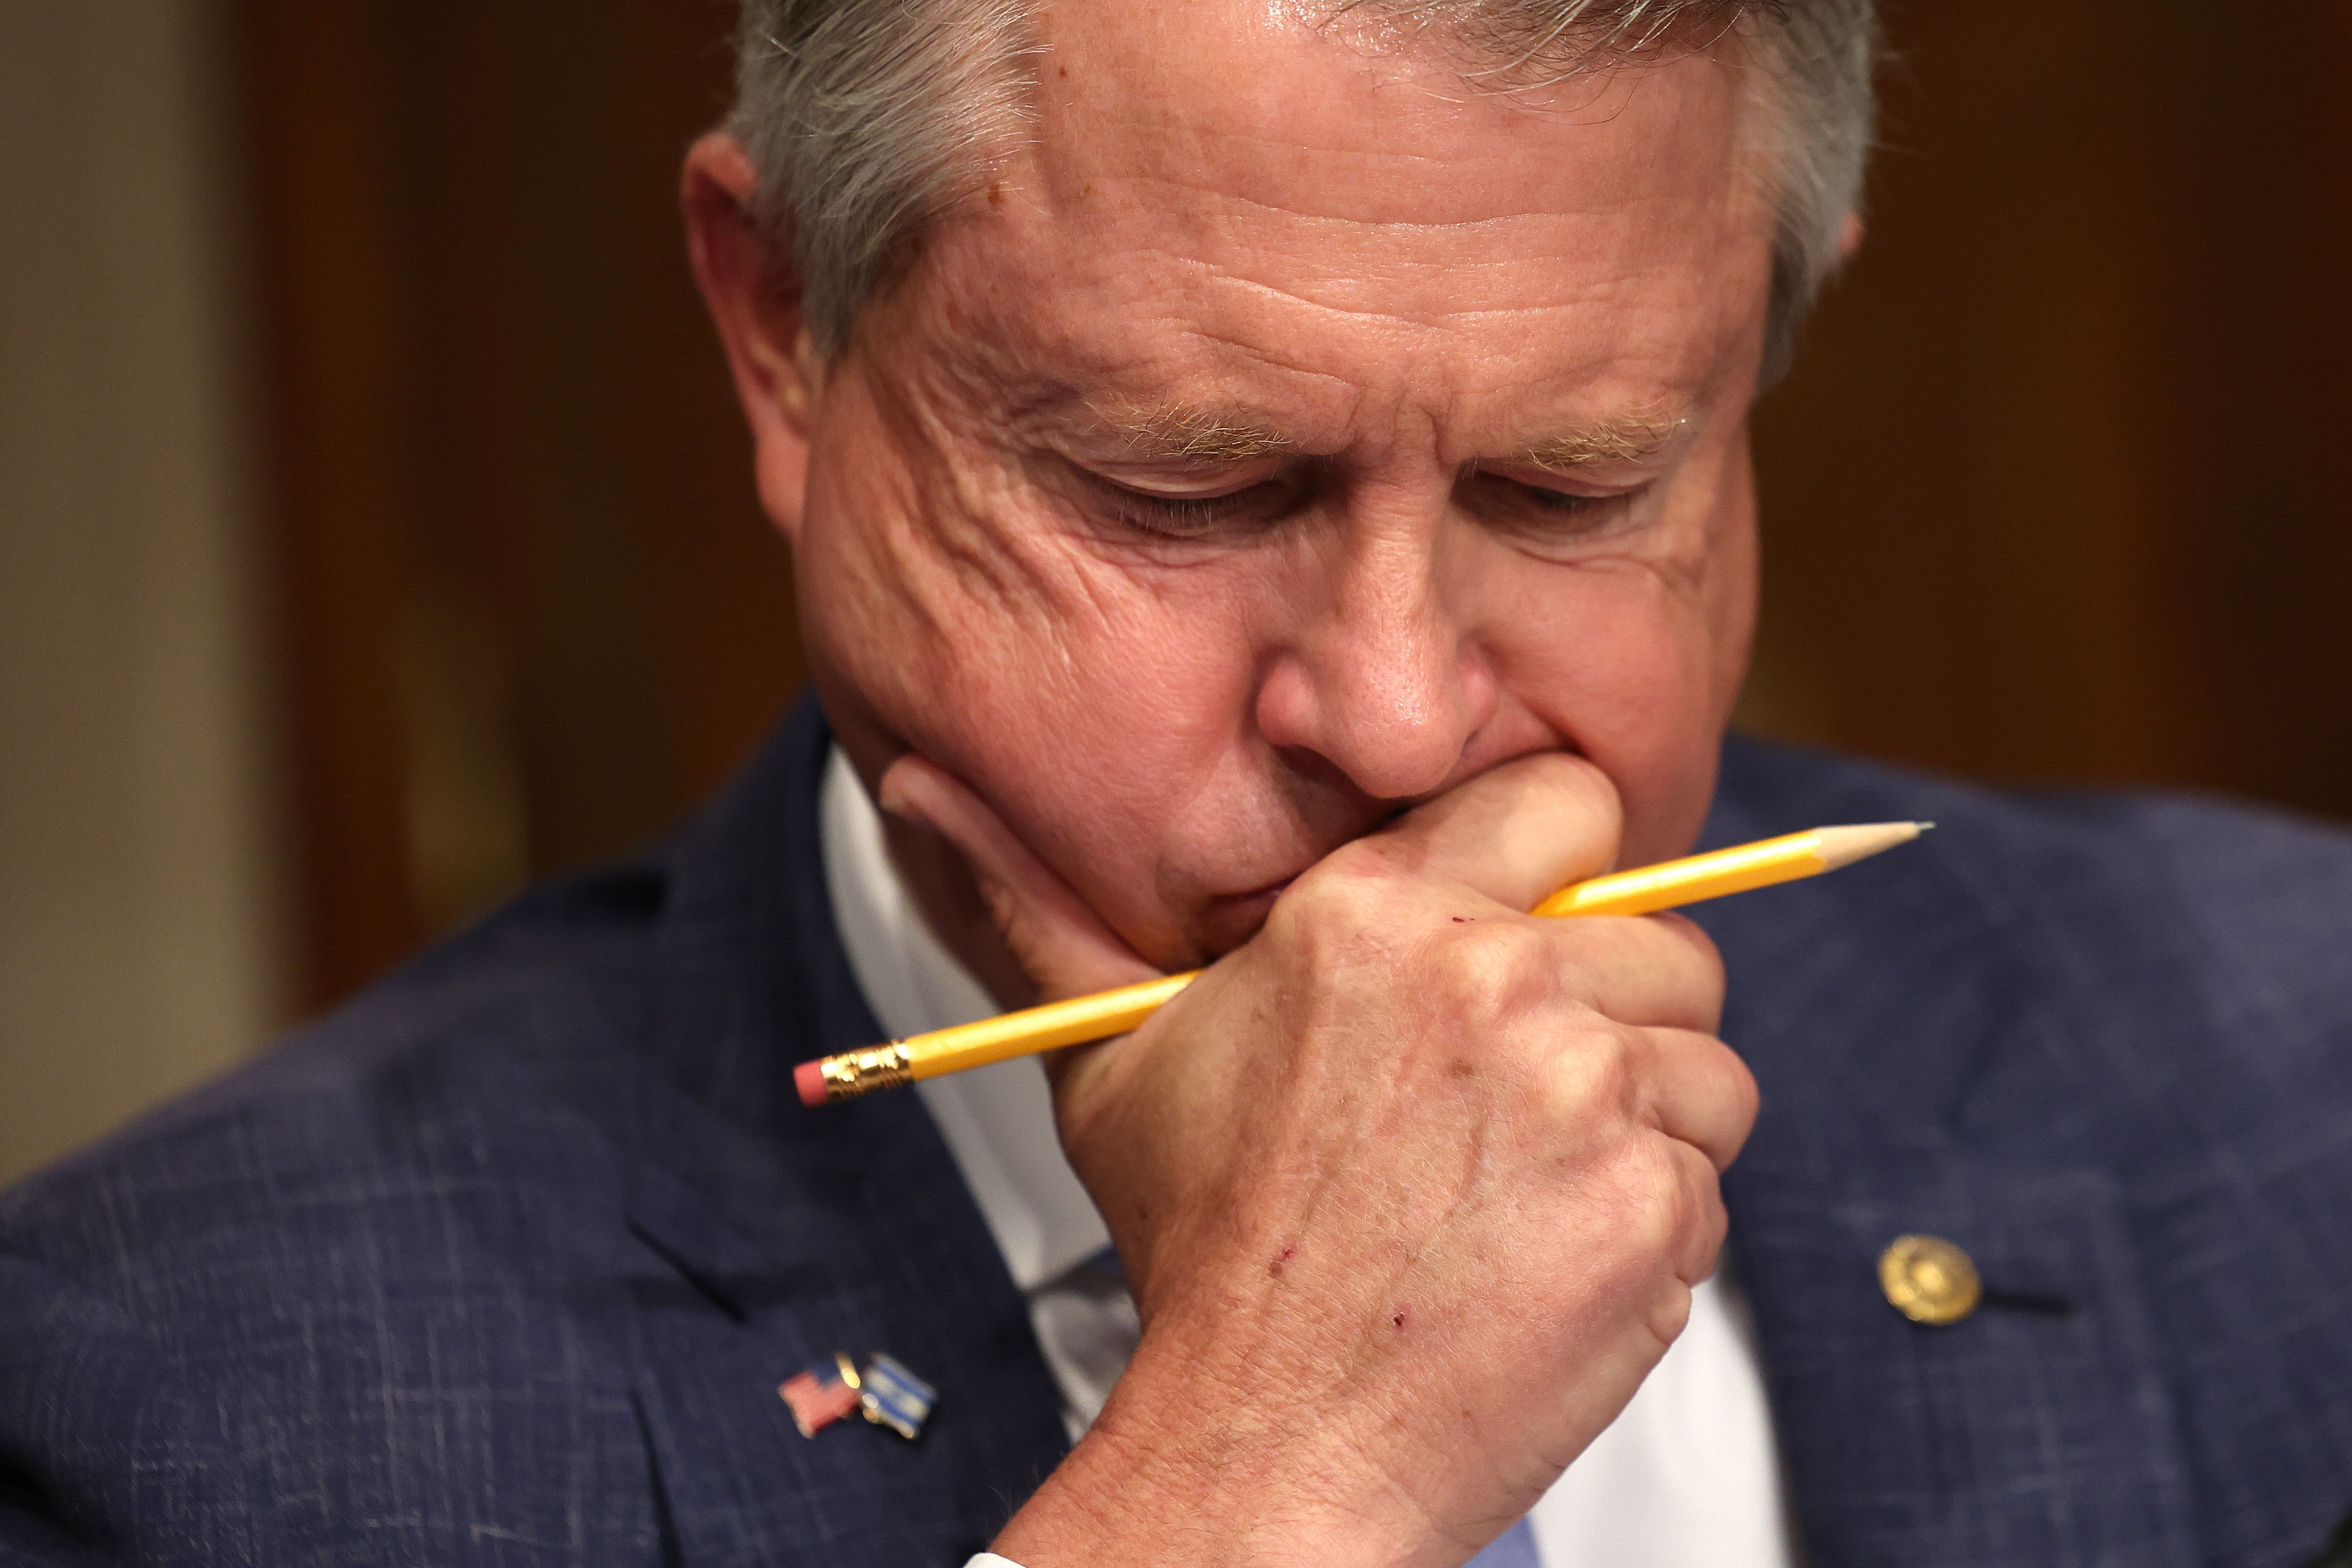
[5,696,2351,1566]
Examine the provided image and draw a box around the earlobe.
[681,132,820,540]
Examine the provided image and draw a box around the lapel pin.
[780,1350,936,1441]
[779,1351,863,1438]
[1878,1234,1982,1326]
[855,1353,936,1440]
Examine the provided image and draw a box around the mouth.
[1191,806,1407,950]
[1194,875,1299,951]
[1233,874,1296,905]
[1212,859,1306,907]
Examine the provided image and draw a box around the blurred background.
[3,0,2348,1185]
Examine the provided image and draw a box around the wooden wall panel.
[1746,1,2352,821]
[241,0,798,1012]
[241,1,422,1007]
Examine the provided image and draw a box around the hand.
[880,751,1754,1568]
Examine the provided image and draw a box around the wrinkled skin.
[686,5,1783,1562]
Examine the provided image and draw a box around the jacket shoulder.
[0,855,676,1277]
[0,861,677,1564]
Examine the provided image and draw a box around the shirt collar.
[819,746,1113,1290]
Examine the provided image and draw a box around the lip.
[1199,876,1297,942]
[1188,882,1290,958]
[1214,872,1297,907]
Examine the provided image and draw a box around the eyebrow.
[1088,400,1303,464]
[1515,413,1689,471]
[1070,398,1688,469]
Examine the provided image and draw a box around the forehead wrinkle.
[1121,170,1663,254]
[1176,241,1677,346]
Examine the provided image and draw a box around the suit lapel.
[617,697,1067,1565]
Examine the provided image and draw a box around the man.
[4,1,2351,1564]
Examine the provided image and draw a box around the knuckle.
[1267,853,1387,952]
[1573,1140,1720,1349]
[1317,833,1403,887]
[1431,919,1552,1029]
[1633,1142,1694,1242]
[1644,1280,1695,1349]
[1700,1182,1730,1259]
[1620,1136,1720,1259]
[1538,1018,1642,1123]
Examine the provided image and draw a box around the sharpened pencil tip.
[1810,820,1936,872]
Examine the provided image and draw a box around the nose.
[1252,530,1497,803]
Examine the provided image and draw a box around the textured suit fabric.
[3,694,2349,1565]
[1695,748,2352,1568]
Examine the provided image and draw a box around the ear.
[682,132,825,543]
[1837,211,1866,263]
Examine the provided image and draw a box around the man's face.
[792,6,1772,970]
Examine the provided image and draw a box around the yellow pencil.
[794,821,1931,1105]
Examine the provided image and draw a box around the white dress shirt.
[818,747,1800,1566]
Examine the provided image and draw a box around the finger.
[1537,1024,1752,1173]
[878,753,1160,1003]
[1530,913,1725,1033]
[1659,1137,1732,1288]
[1634,1027,1759,1173]
[1371,751,1623,914]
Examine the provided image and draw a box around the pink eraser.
[794,1059,828,1107]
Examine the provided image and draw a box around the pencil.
[795,821,1930,1106]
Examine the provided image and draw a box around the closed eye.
[1076,467,1308,541]
[1460,467,1648,549]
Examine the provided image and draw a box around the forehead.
[909,3,1773,446]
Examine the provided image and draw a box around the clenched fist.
[882,750,1756,1568]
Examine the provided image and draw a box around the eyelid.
[1083,459,1289,499]
[1480,462,1642,496]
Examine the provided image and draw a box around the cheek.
[940,589,1269,955]
[1484,500,1752,866]
[1565,457,1757,866]
[800,441,1266,922]
[1515,576,1722,863]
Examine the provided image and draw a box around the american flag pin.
[778,1352,862,1438]
[855,1353,937,1441]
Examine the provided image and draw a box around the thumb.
[877,754,1159,1004]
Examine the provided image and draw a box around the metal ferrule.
[820,1042,914,1101]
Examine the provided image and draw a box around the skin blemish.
[1452,915,1471,923]
[1269,1241,1298,1275]
[1392,1308,1409,1330]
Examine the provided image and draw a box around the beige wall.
[0,0,286,1185]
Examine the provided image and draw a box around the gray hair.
[729,0,1876,379]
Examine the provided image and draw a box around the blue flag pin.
[857,1353,937,1440]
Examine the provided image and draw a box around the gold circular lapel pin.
[1878,1234,1982,1326]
